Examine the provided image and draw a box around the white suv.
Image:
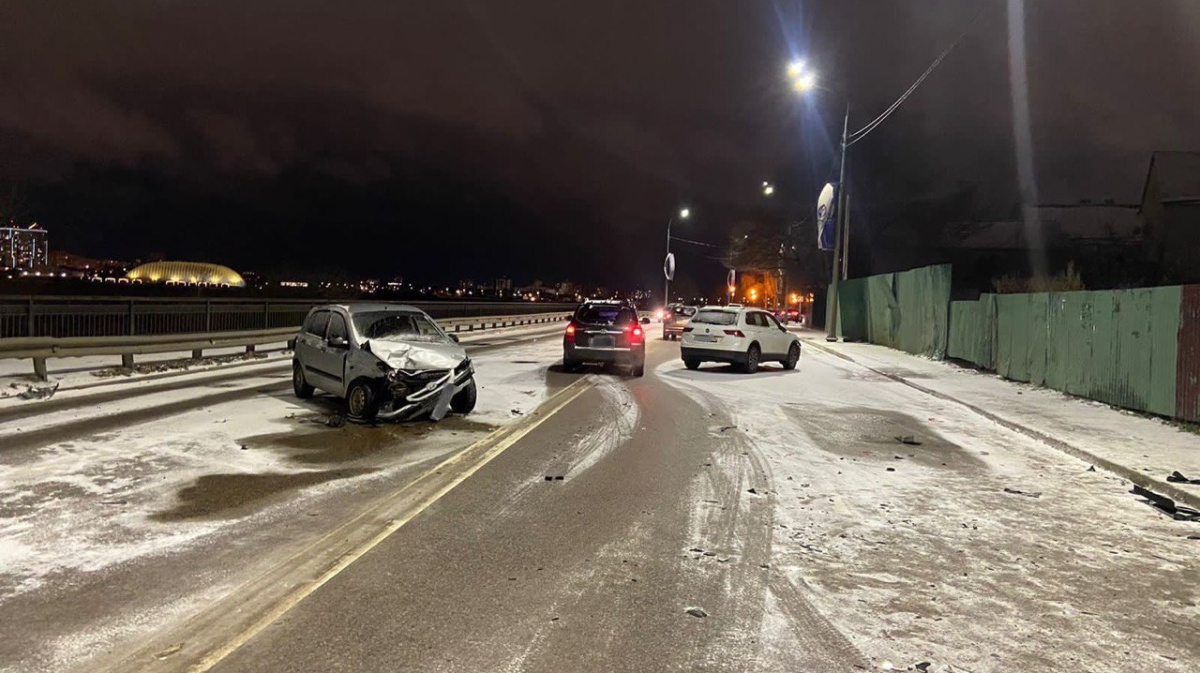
[679,306,801,373]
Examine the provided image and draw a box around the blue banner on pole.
[817,182,838,251]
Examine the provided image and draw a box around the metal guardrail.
[2,311,572,381]
[0,296,578,339]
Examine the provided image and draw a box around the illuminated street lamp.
[762,181,775,197]
[663,207,691,309]
[788,60,851,341]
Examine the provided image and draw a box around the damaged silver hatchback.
[290,304,476,422]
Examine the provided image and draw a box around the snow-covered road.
[0,324,570,673]
[4,322,1199,673]
[656,343,1200,671]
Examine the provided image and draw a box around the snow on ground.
[0,327,565,606]
[656,348,1200,672]
[802,335,1200,494]
[467,332,564,425]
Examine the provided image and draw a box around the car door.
[310,311,351,396]
[296,310,333,390]
[750,311,783,356]
[764,312,791,356]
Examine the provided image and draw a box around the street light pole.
[825,102,850,342]
[663,207,689,310]
[663,215,675,310]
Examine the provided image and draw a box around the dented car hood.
[368,339,465,371]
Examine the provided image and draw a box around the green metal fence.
[834,264,952,358]
[947,287,1181,418]
[829,263,1200,420]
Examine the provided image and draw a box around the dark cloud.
[0,1,1197,287]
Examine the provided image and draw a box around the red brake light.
[565,323,576,342]
[628,325,644,343]
[724,329,746,338]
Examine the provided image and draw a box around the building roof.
[126,261,245,287]
[1037,205,1141,241]
[1141,151,1200,207]
[943,204,1141,250]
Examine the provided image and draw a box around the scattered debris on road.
[886,467,896,472]
[1132,484,1200,521]
[684,607,708,618]
[17,383,59,400]
[324,414,347,428]
[154,643,184,660]
[511,408,524,416]
[1167,470,1200,485]
[1003,487,1042,498]
[894,435,922,446]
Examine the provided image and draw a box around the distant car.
[290,304,476,422]
[679,306,801,373]
[662,304,697,340]
[775,307,801,324]
[563,300,649,376]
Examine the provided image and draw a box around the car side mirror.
[328,336,348,349]
[641,317,651,324]
[448,334,460,343]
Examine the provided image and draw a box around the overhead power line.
[845,12,983,149]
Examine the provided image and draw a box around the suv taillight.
[565,323,577,342]
[724,329,746,338]
[629,325,644,343]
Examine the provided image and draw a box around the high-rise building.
[0,225,48,270]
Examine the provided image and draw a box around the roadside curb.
[801,336,1200,513]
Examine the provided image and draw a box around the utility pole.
[825,103,850,341]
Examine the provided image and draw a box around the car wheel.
[783,343,801,370]
[744,344,761,374]
[683,358,701,370]
[451,377,477,414]
[632,360,645,377]
[292,361,314,398]
[346,379,379,421]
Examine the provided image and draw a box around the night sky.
[2,1,1198,288]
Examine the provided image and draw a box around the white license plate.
[591,336,615,348]
[693,334,718,343]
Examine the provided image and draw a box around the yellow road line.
[187,377,593,673]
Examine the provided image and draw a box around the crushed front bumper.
[377,359,474,421]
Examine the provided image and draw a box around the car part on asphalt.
[1132,484,1200,521]
[1167,470,1200,485]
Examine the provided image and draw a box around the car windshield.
[576,305,632,325]
[353,311,448,343]
[691,309,737,325]
[674,307,697,317]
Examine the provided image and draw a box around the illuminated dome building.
[125,261,245,287]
